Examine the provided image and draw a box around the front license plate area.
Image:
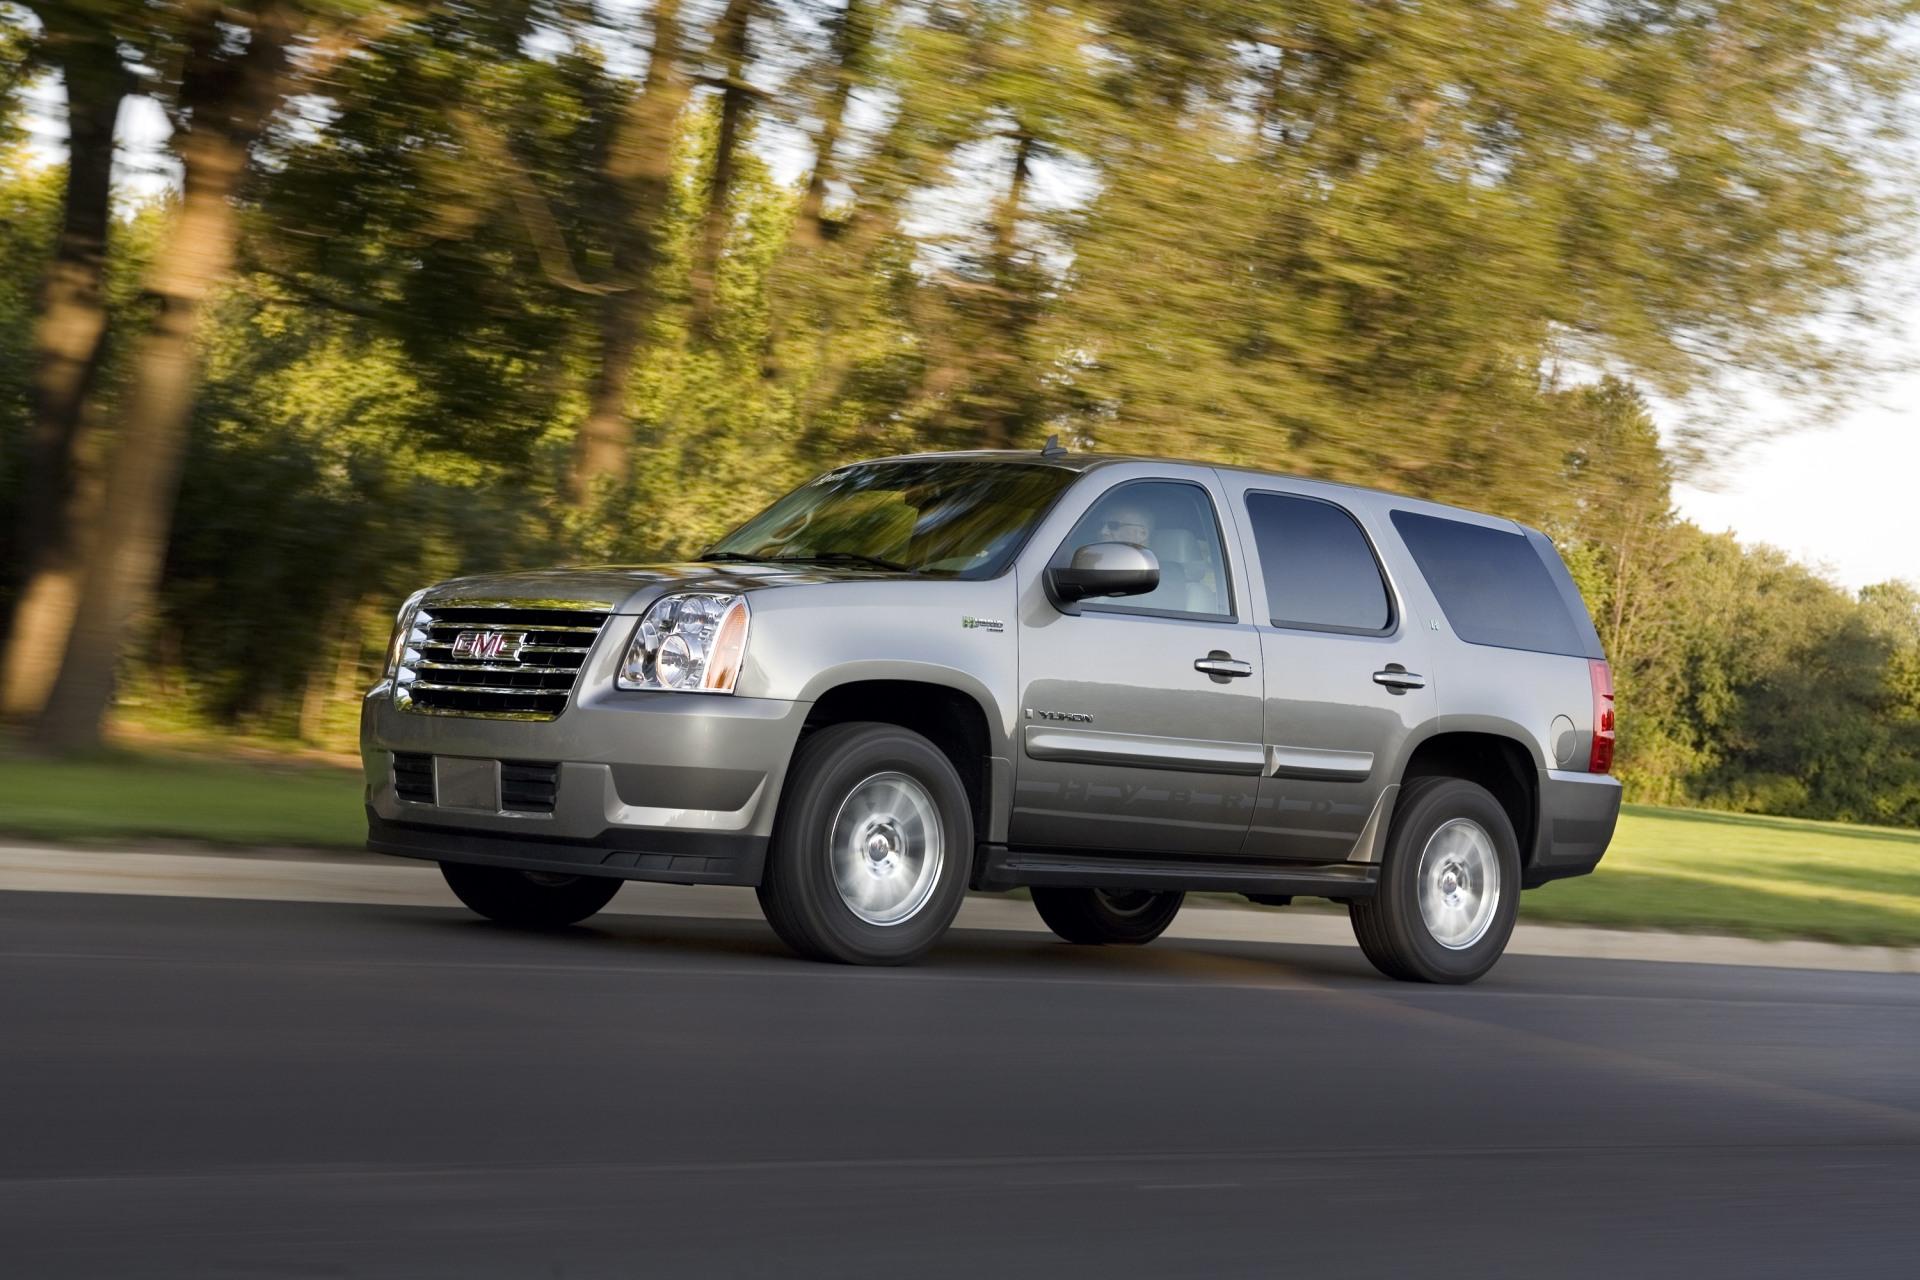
[434,756,499,811]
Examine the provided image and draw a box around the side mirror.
[1047,541,1160,608]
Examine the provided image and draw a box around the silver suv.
[363,448,1619,983]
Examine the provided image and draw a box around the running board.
[973,846,1378,899]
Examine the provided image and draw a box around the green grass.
[2,750,1917,946]
[0,750,365,849]
[1523,804,1920,948]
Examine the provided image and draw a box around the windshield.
[706,460,1076,579]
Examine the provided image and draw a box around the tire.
[1032,887,1184,945]
[440,861,622,929]
[1348,777,1520,984]
[756,722,973,965]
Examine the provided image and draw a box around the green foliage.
[0,0,1916,823]
[0,152,60,608]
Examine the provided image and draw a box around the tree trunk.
[298,601,365,746]
[976,129,1036,449]
[568,0,692,508]
[0,20,128,718]
[794,0,869,248]
[688,0,754,337]
[993,130,1034,266]
[32,4,295,753]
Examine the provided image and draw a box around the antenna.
[1040,434,1067,458]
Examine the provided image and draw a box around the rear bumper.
[1523,768,1623,888]
[360,683,807,885]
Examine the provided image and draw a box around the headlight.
[383,589,429,680]
[619,593,750,693]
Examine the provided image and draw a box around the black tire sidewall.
[1032,887,1184,945]
[439,861,622,928]
[1373,778,1521,983]
[762,723,973,964]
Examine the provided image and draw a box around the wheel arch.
[796,676,1002,847]
[1395,730,1541,869]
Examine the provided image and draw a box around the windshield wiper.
[771,552,917,573]
[698,550,763,562]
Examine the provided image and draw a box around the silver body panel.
[1009,462,1266,854]
[361,452,1620,888]
[1213,471,1441,864]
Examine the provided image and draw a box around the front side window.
[1244,491,1393,634]
[1054,480,1232,618]
[706,461,1076,578]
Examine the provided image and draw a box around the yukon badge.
[1026,707,1092,723]
[961,616,1005,632]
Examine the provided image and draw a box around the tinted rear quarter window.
[1244,492,1393,633]
[1391,511,1596,656]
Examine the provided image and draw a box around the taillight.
[1588,659,1615,774]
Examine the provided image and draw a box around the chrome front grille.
[395,603,610,720]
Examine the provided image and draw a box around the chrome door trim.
[1265,743,1375,781]
[1022,725,1267,775]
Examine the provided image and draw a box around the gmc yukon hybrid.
[363,447,1620,983]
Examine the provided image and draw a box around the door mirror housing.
[1047,541,1160,609]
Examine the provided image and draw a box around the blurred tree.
[34,0,389,751]
[0,0,1915,821]
[687,0,762,338]
[1,0,134,720]
[567,0,693,509]
[1047,0,1916,470]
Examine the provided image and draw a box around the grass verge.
[2,751,1917,946]
[1519,803,1920,947]
[0,748,364,849]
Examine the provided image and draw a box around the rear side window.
[1390,511,1594,656]
[1244,492,1393,633]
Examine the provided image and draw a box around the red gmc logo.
[450,630,525,662]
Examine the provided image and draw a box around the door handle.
[1195,652,1253,679]
[1373,666,1425,691]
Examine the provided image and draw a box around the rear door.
[1219,476,1436,863]
[1011,468,1264,855]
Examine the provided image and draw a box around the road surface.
[4,888,1918,1277]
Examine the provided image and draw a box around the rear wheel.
[756,722,972,965]
[440,862,622,929]
[1349,777,1520,984]
[1032,887,1184,945]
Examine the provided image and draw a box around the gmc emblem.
[451,630,526,662]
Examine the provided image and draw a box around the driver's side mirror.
[1046,541,1160,609]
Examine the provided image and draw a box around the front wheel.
[756,722,973,965]
[440,862,622,929]
[1349,777,1520,984]
[1032,887,1184,945]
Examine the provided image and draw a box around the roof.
[862,447,1503,524]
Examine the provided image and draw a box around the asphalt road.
[4,889,1919,1279]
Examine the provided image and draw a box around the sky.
[1675,401,1919,591]
[17,73,1919,592]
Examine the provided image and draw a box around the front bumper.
[1523,768,1623,888]
[360,684,808,885]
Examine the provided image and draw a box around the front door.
[1011,475,1264,855]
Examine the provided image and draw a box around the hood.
[420,560,913,614]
